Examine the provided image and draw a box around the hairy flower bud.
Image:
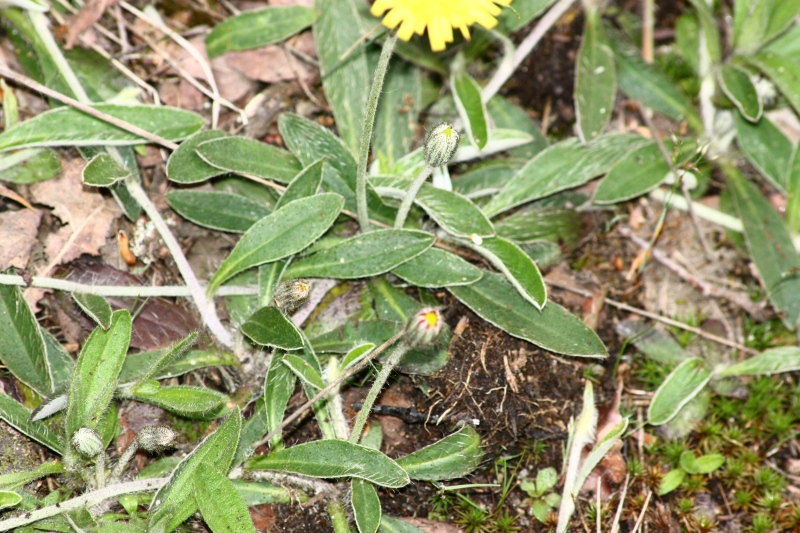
[72,427,104,457]
[406,307,444,348]
[272,279,311,312]
[424,123,460,168]
[137,425,178,454]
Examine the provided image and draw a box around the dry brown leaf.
[64,0,118,49]
[0,209,42,270]
[225,33,316,84]
[30,159,121,268]
[581,378,627,499]
[0,183,35,209]
[171,37,255,105]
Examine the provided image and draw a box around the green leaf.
[453,161,521,200]
[313,0,369,153]
[279,114,356,182]
[608,32,702,130]
[675,14,700,74]
[205,6,317,57]
[72,292,112,329]
[0,284,51,396]
[82,152,130,187]
[379,515,426,533]
[496,0,551,32]
[486,96,547,160]
[0,105,203,151]
[165,190,271,233]
[575,15,616,143]
[195,136,302,183]
[452,69,488,149]
[0,393,64,453]
[342,343,376,370]
[311,321,403,353]
[0,491,21,511]
[594,141,671,204]
[231,479,295,505]
[65,310,131,435]
[719,346,800,376]
[284,230,435,279]
[691,454,725,475]
[262,353,297,450]
[787,144,800,235]
[727,165,800,327]
[396,426,482,481]
[735,113,792,191]
[0,460,65,490]
[0,148,61,184]
[241,306,304,350]
[748,52,800,118]
[536,467,558,493]
[129,334,200,388]
[149,408,242,533]
[657,469,685,495]
[719,65,762,122]
[685,0,721,63]
[246,439,410,488]
[735,0,800,54]
[352,479,381,533]
[474,236,547,309]
[195,464,258,533]
[282,353,325,389]
[166,130,227,184]
[131,384,228,419]
[615,320,691,365]
[494,204,583,246]
[275,159,325,209]
[374,58,423,165]
[648,358,712,425]
[484,134,651,217]
[449,271,607,358]
[41,329,73,388]
[370,176,494,237]
[119,347,235,384]
[208,193,344,294]
[392,248,483,288]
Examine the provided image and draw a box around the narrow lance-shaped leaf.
[734,112,792,191]
[575,14,616,143]
[241,306,304,350]
[282,353,325,389]
[396,426,482,481]
[0,284,51,395]
[131,383,229,419]
[72,292,112,329]
[166,129,227,184]
[452,69,488,149]
[275,159,325,209]
[392,248,483,288]
[0,393,64,453]
[195,463,258,532]
[284,230,435,279]
[82,152,131,187]
[719,347,800,377]
[65,310,132,435]
[352,479,381,533]
[473,236,547,309]
[370,176,494,237]
[246,440,410,489]
[263,353,297,450]
[449,271,607,358]
[208,193,344,294]
[648,358,712,425]
[727,165,800,327]
[206,6,317,57]
[313,0,369,153]
[0,104,204,151]
[149,408,243,533]
[195,136,302,183]
[165,190,271,233]
[719,64,762,122]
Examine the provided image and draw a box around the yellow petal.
[397,16,418,41]
[370,0,393,16]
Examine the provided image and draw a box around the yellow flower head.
[371,0,513,52]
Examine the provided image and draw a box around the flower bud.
[424,123,460,168]
[72,427,104,457]
[137,425,177,454]
[405,307,444,348]
[272,279,311,312]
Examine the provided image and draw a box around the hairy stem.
[348,342,409,443]
[110,441,139,483]
[356,32,398,233]
[394,165,433,229]
[0,478,167,531]
[125,178,234,349]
